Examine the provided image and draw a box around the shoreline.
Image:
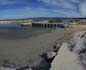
[0,25,86,70]
[0,28,69,67]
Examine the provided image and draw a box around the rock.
[0,67,16,70]
[69,31,86,54]
[47,51,56,59]
[50,43,84,70]
[16,66,32,70]
[79,53,86,65]
[53,43,61,53]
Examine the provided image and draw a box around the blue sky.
[0,0,86,19]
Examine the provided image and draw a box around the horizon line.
[0,17,86,20]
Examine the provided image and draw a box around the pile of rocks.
[68,31,86,69]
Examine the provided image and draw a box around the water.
[0,26,53,40]
[0,25,56,67]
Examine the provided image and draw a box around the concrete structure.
[0,18,85,24]
[0,18,86,28]
[0,19,33,25]
[50,43,84,70]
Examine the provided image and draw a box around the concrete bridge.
[0,18,86,28]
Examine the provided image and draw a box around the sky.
[0,0,86,19]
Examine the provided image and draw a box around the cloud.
[38,0,77,10]
[0,0,17,5]
[70,0,82,3]
[38,0,86,17]
[0,7,61,19]
[0,5,82,19]
[0,0,28,5]
[53,9,80,17]
[0,0,86,19]
[80,3,86,16]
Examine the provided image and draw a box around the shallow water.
[0,26,67,67]
[0,27,53,40]
[0,26,56,66]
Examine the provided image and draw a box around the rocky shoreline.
[0,42,61,70]
[51,30,86,70]
[1,27,86,70]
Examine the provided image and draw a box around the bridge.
[0,18,86,28]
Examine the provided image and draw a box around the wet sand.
[0,28,71,66]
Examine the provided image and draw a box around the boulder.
[0,67,16,70]
[50,43,84,70]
